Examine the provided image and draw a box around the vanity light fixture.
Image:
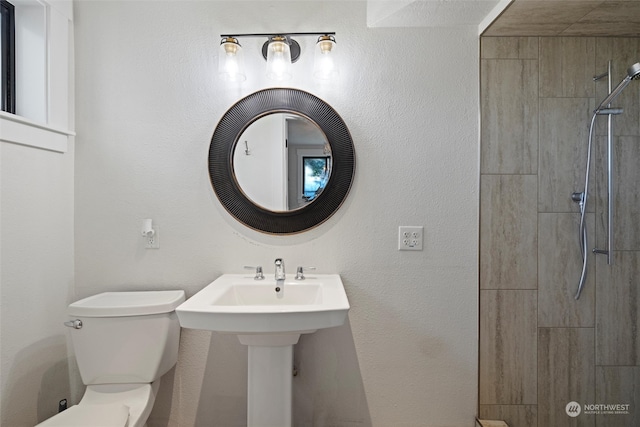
[218,32,338,82]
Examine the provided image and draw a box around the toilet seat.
[35,382,158,427]
[35,403,129,426]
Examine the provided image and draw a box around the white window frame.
[0,0,74,153]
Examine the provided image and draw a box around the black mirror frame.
[209,88,355,235]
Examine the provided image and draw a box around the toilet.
[37,290,186,427]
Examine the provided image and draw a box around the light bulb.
[313,35,338,80]
[266,36,292,81]
[218,37,246,82]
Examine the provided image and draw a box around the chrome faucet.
[274,258,285,281]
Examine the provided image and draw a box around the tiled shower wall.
[479,37,640,427]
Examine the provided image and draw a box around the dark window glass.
[1,0,15,113]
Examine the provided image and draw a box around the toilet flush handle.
[64,319,83,329]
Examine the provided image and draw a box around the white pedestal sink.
[176,274,350,427]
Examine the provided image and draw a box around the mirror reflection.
[233,113,332,212]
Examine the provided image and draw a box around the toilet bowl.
[36,290,185,427]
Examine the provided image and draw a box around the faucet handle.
[295,266,316,280]
[243,265,264,280]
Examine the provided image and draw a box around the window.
[1,0,15,113]
[302,156,330,201]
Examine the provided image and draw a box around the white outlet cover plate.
[146,227,160,249]
[398,226,423,251]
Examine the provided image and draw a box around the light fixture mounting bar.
[220,32,335,39]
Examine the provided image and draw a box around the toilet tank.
[67,290,185,385]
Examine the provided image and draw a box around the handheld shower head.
[595,62,640,112]
[628,62,640,80]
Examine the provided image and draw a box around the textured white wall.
[1,2,75,425]
[233,114,287,211]
[0,142,75,425]
[74,1,479,426]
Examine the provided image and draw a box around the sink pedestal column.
[247,345,293,427]
[239,333,303,427]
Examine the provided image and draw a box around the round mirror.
[209,88,355,234]
[233,113,332,212]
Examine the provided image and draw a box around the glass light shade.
[218,38,246,82]
[266,37,292,81]
[313,36,338,80]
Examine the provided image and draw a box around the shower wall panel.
[479,36,640,427]
[537,328,595,427]
[480,175,538,290]
[480,290,538,404]
[481,59,538,174]
[539,38,595,99]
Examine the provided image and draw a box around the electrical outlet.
[145,227,160,249]
[398,226,423,251]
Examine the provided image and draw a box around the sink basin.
[214,283,322,306]
[175,274,349,335]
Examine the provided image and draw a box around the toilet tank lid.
[68,290,186,317]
